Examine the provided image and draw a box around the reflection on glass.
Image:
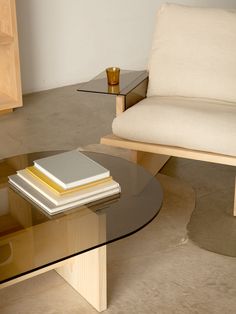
[108,84,120,94]
[0,242,13,266]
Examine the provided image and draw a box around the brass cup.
[106,67,120,85]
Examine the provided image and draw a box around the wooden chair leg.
[234,176,236,216]
[129,150,170,176]
[129,150,143,163]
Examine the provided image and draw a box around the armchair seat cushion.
[112,96,236,157]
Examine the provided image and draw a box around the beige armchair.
[101,3,236,214]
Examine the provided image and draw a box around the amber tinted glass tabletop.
[0,151,162,284]
[77,70,148,96]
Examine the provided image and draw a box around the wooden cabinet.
[0,0,22,114]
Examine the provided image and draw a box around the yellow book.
[26,166,112,195]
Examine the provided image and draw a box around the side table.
[77,70,148,116]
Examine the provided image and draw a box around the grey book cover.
[34,150,110,189]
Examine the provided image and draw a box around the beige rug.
[1,145,236,313]
[83,145,236,257]
[187,184,236,257]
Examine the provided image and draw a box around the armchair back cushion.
[147,4,236,103]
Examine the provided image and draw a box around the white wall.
[16,0,236,94]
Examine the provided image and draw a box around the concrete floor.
[0,85,116,159]
[0,86,236,313]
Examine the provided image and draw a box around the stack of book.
[8,150,121,215]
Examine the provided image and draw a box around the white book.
[33,150,110,189]
[17,169,120,206]
[8,174,120,215]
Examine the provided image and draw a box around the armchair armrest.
[116,74,149,116]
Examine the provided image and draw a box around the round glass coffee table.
[0,151,163,311]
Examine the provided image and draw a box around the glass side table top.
[77,70,148,96]
[0,151,162,284]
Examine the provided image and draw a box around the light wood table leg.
[116,95,125,116]
[56,246,107,312]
